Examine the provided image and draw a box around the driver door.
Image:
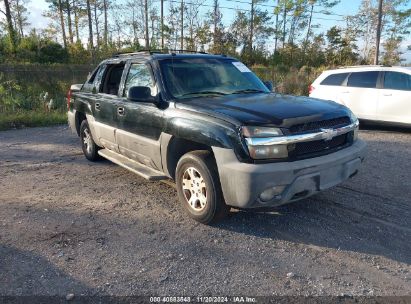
[115,61,165,171]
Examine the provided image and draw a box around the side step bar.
[98,149,168,181]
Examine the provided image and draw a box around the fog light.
[249,144,288,159]
[259,185,286,202]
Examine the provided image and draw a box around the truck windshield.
[159,58,269,99]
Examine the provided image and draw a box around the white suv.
[309,66,411,126]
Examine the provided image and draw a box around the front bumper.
[212,140,366,208]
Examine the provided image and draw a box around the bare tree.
[160,0,164,48]
[86,0,94,59]
[128,1,140,46]
[167,1,181,49]
[149,8,159,47]
[11,0,29,37]
[274,0,279,53]
[66,0,73,43]
[305,0,315,47]
[73,0,80,42]
[57,0,67,47]
[2,0,17,52]
[208,0,223,53]
[374,0,383,64]
[93,0,101,49]
[103,0,108,47]
[144,0,149,48]
[180,0,184,49]
[212,0,219,46]
[282,0,287,48]
[353,0,411,63]
[249,0,254,54]
[185,0,201,50]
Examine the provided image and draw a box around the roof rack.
[337,64,392,69]
[168,49,208,54]
[113,50,152,57]
[113,49,208,57]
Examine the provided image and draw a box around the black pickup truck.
[68,51,366,224]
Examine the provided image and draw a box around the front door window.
[123,63,158,98]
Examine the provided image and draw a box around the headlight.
[353,121,359,141]
[242,126,282,137]
[242,126,287,159]
[349,112,359,141]
[349,111,358,124]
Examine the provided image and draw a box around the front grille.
[289,132,353,159]
[253,117,355,163]
[289,116,351,134]
[294,133,347,155]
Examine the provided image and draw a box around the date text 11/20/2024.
[149,296,256,303]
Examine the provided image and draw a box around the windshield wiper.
[231,89,267,94]
[182,91,227,97]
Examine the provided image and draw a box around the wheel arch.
[75,111,87,136]
[163,136,215,180]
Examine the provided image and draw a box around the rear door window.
[347,71,379,88]
[320,73,349,86]
[383,72,411,91]
[100,63,126,95]
[87,67,99,84]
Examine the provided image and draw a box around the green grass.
[0,111,67,131]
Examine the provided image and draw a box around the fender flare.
[164,117,237,149]
[161,117,248,178]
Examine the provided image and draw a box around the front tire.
[176,150,229,224]
[80,120,100,161]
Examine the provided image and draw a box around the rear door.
[92,62,126,152]
[75,64,117,151]
[378,71,411,124]
[311,72,349,103]
[341,71,380,120]
[115,61,165,171]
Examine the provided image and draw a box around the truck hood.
[175,93,353,128]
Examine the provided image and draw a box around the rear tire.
[80,120,100,161]
[176,150,229,224]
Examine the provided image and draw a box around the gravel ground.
[0,125,410,297]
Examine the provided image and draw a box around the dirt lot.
[0,125,410,297]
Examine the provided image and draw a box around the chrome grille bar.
[245,120,359,146]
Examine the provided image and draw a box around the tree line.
[1,0,411,66]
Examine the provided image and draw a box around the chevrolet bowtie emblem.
[321,128,338,141]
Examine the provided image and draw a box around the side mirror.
[263,81,274,92]
[128,86,156,103]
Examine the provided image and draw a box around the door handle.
[95,103,100,111]
[117,107,125,116]
[341,91,350,94]
[383,93,392,96]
